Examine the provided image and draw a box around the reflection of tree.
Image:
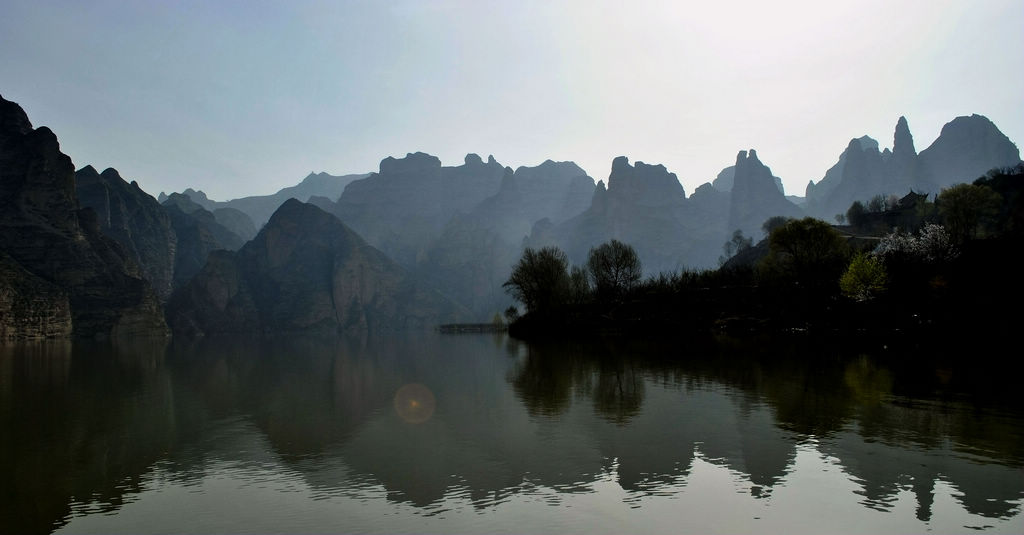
[592,359,644,424]
[509,344,583,417]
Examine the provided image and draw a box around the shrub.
[840,253,888,301]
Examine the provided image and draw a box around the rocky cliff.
[75,165,177,300]
[161,193,248,291]
[166,199,463,336]
[0,95,167,339]
[918,114,1021,192]
[527,157,705,273]
[727,150,803,239]
[332,153,506,267]
[419,160,595,316]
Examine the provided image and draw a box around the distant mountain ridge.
[161,170,369,228]
[805,115,1020,219]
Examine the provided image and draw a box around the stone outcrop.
[75,165,178,300]
[0,95,167,339]
[727,149,803,239]
[166,199,463,336]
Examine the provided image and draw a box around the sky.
[2,0,1022,201]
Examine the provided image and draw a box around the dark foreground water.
[1,333,1021,534]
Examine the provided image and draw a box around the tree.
[719,229,753,265]
[568,265,592,304]
[846,200,867,229]
[503,247,571,313]
[764,217,850,286]
[937,183,1002,242]
[587,239,642,300]
[840,253,887,301]
[761,216,793,238]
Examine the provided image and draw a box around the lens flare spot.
[393,383,436,424]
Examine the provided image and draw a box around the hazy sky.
[2,0,1022,200]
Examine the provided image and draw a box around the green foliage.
[492,313,505,327]
[763,217,850,287]
[504,305,520,323]
[974,163,1024,236]
[937,183,1002,242]
[503,246,571,313]
[840,253,887,301]
[864,193,897,212]
[587,240,642,300]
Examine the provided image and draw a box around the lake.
[1,332,1021,534]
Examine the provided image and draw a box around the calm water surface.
[1,333,1021,534]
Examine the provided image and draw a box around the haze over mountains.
[1,93,1020,338]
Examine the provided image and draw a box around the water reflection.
[0,333,1021,533]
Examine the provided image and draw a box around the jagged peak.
[611,155,631,174]
[893,116,916,157]
[76,165,99,177]
[464,153,483,166]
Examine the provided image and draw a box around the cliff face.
[918,114,1021,192]
[166,200,463,336]
[161,192,248,290]
[75,166,178,300]
[0,95,167,339]
[528,157,701,273]
[727,149,803,239]
[332,153,506,267]
[0,253,72,339]
[419,160,595,316]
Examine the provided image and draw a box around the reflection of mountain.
[2,334,1022,533]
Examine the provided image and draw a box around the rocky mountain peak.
[918,114,1021,189]
[729,149,802,238]
[379,152,443,175]
[607,156,686,205]
[0,94,34,143]
[893,116,916,157]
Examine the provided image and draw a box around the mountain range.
[1,92,1019,339]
